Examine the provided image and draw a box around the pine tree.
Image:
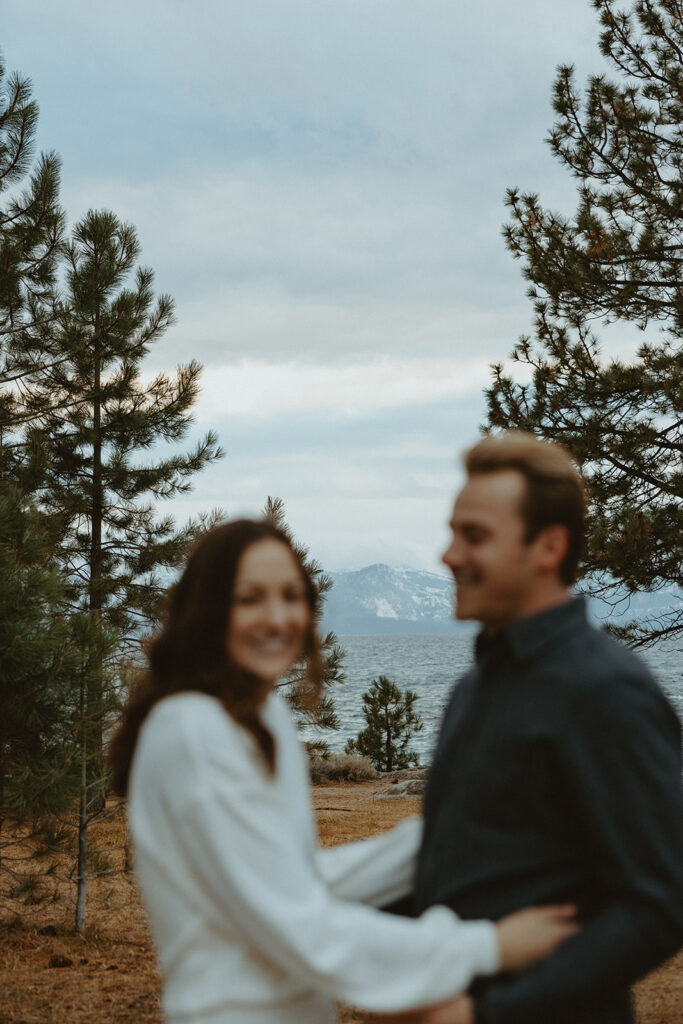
[0,57,64,471]
[0,57,90,920]
[20,209,224,929]
[0,482,82,910]
[0,64,224,929]
[345,676,422,772]
[486,0,682,646]
[34,210,224,641]
[262,496,343,744]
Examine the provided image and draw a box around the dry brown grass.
[0,785,680,1024]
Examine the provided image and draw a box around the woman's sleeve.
[314,817,422,907]
[169,715,499,1013]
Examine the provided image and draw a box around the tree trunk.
[0,713,5,878]
[88,334,105,812]
[75,679,88,933]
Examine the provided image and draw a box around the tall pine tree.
[487,0,682,646]
[0,482,83,911]
[0,61,223,930]
[0,57,64,471]
[25,210,223,929]
[0,58,83,914]
[37,209,224,642]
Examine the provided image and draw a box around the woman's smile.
[227,538,312,684]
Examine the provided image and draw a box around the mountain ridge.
[321,563,680,636]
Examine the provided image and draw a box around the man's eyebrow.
[453,519,489,533]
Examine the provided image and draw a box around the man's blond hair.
[464,432,587,584]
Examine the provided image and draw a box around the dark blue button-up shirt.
[415,598,683,1024]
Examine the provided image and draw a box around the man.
[414,432,683,1024]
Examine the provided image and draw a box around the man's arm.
[475,668,683,1024]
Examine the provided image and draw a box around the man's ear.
[534,524,570,575]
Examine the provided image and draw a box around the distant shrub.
[309,752,377,783]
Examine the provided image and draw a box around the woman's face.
[227,538,312,685]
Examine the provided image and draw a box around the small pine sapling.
[345,675,422,773]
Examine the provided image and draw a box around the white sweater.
[128,691,499,1023]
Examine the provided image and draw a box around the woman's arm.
[171,782,499,1013]
[315,817,422,906]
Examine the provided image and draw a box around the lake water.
[313,634,682,763]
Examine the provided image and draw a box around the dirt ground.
[0,781,680,1024]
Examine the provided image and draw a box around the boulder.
[374,778,425,799]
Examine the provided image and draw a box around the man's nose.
[442,538,463,568]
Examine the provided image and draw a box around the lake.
[311,633,682,763]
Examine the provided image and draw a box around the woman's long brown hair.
[109,519,323,795]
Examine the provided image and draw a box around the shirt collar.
[475,596,588,665]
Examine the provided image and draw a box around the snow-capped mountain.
[321,564,462,635]
[320,564,681,637]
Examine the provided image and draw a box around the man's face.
[442,469,542,631]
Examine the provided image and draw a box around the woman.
[110,520,577,1024]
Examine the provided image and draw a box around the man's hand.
[413,994,474,1024]
[367,994,474,1024]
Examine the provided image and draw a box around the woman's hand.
[363,905,579,1023]
[496,903,580,972]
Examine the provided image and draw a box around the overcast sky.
[4,1,607,571]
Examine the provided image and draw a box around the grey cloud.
[2,0,614,568]
[168,393,482,570]
[6,0,606,377]
[193,392,484,499]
